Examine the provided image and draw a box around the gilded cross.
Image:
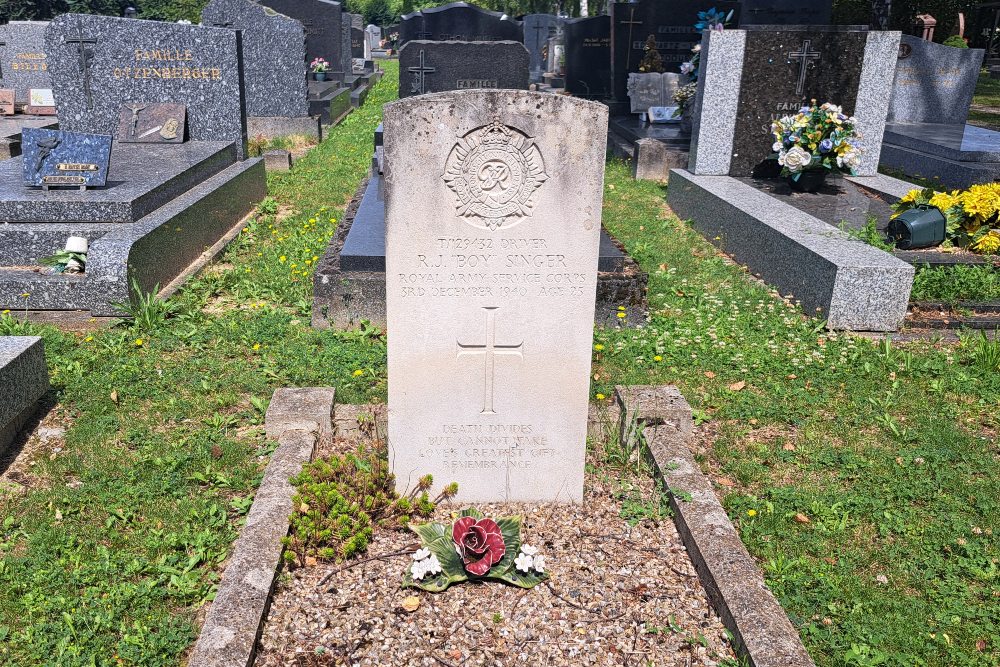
[787,39,821,96]
[619,7,642,71]
[63,19,97,109]
[408,48,435,94]
[457,307,523,415]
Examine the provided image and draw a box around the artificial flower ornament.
[452,515,505,576]
[770,100,863,179]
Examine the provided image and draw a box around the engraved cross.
[408,48,435,94]
[457,307,523,415]
[787,39,821,96]
[63,19,97,109]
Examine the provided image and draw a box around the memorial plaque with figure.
[116,103,186,143]
[21,127,112,188]
[383,90,608,502]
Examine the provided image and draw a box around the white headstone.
[384,90,608,503]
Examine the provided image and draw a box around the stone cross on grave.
[787,39,821,96]
[457,307,523,415]
[64,20,97,109]
[408,49,435,94]
[619,7,642,70]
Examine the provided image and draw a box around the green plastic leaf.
[489,515,522,576]
[493,564,549,589]
[459,507,483,519]
[404,520,468,592]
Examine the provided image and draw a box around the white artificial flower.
[520,545,538,556]
[680,61,695,75]
[411,560,428,580]
[772,141,783,152]
[691,43,701,53]
[514,553,534,573]
[837,151,861,170]
[413,548,431,561]
[777,149,788,165]
[532,555,546,573]
[781,146,812,173]
[425,554,442,575]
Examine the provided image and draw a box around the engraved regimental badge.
[443,121,548,230]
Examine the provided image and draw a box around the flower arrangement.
[310,57,329,73]
[892,183,1000,253]
[770,102,862,179]
[404,508,548,592]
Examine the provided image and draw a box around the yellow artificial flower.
[928,192,959,211]
[972,231,1000,254]
[899,189,920,204]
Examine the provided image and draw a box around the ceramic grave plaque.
[384,90,608,502]
[21,127,112,188]
[398,41,529,99]
[0,89,13,115]
[25,87,55,115]
[116,103,186,143]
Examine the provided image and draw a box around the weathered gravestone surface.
[888,35,985,124]
[259,0,349,80]
[741,0,832,25]
[202,0,309,119]
[21,127,112,188]
[689,26,899,177]
[610,0,741,105]
[44,14,248,159]
[627,72,679,113]
[523,14,562,83]
[398,41,529,99]
[383,90,608,502]
[564,15,612,100]
[0,22,52,104]
[399,2,522,46]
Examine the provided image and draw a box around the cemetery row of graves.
[0,1,998,666]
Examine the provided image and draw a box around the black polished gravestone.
[731,26,869,177]
[202,0,309,119]
[259,0,350,80]
[741,0,831,25]
[352,26,365,59]
[44,14,249,158]
[399,2,522,47]
[397,41,529,99]
[564,15,612,100]
[609,0,741,105]
[0,21,52,104]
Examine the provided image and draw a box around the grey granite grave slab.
[0,157,265,315]
[259,0,349,81]
[880,122,1000,188]
[0,142,237,223]
[398,40,529,98]
[0,116,58,159]
[523,14,562,83]
[888,35,985,125]
[21,127,112,188]
[668,169,913,331]
[0,336,49,456]
[44,14,249,159]
[202,0,309,119]
[688,29,745,175]
[0,22,52,104]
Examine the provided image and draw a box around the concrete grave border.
[616,385,815,667]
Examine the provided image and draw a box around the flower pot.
[787,169,827,193]
[887,205,946,249]
[313,72,327,81]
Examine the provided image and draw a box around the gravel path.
[256,456,736,667]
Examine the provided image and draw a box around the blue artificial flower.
[819,139,833,153]
[799,106,810,114]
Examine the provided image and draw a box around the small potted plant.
[770,101,862,193]
[310,57,330,81]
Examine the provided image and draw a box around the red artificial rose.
[452,516,505,576]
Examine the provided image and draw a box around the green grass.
[2,61,999,667]
[970,72,1000,130]
[0,62,398,666]
[911,264,1000,303]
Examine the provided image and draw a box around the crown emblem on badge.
[443,120,548,231]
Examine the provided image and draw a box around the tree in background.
[364,0,396,25]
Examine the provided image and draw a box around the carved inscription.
[420,423,556,470]
[443,121,548,230]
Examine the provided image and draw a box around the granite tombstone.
[399,2,522,46]
[688,26,900,177]
[741,0,832,25]
[116,103,186,143]
[202,0,308,119]
[383,90,608,502]
[352,26,366,59]
[258,0,349,80]
[564,15,612,100]
[21,127,112,189]
[609,0,741,104]
[398,41,529,99]
[888,35,985,125]
[0,22,52,105]
[523,14,562,83]
[44,14,248,159]
[627,72,679,113]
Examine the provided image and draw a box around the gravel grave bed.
[256,452,737,667]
